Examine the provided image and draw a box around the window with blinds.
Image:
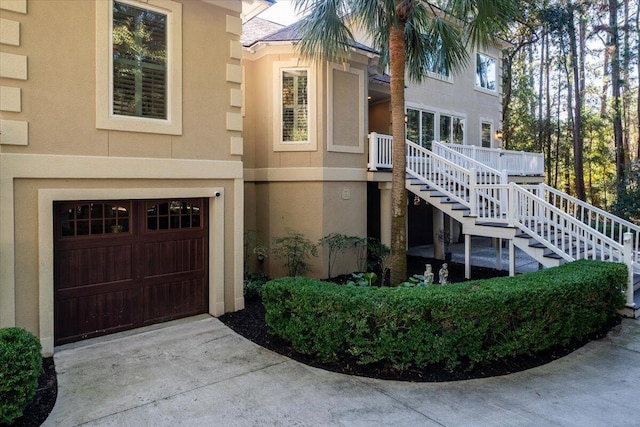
[112,1,167,119]
[282,70,308,142]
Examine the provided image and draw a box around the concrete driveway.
[45,315,640,426]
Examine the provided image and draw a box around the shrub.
[262,260,626,371]
[272,230,318,277]
[0,327,43,424]
[244,272,269,301]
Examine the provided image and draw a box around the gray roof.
[241,17,284,47]
[243,19,378,55]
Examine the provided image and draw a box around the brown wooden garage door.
[54,199,208,345]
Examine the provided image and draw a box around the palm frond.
[293,0,354,62]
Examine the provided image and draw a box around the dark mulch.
[220,256,619,382]
[10,357,57,426]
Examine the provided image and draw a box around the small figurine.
[423,264,434,285]
[439,263,449,285]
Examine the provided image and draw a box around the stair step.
[474,222,514,228]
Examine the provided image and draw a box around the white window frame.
[480,119,493,148]
[273,60,317,152]
[475,52,497,95]
[327,63,365,153]
[406,103,466,146]
[96,0,183,135]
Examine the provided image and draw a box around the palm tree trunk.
[389,20,407,286]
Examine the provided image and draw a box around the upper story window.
[425,40,450,79]
[273,61,317,151]
[96,0,183,135]
[112,1,167,119]
[476,53,496,92]
[282,70,308,142]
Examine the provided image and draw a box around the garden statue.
[439,263,449,285]
[423,264,434,285]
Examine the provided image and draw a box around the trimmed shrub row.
[0,327,43,425]
[262,260,626,371]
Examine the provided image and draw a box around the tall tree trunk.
[389,17,407,285]
[545,34,552,181]
[537,33,545,153]
[636,2,640,159]
[610,0,625,192]
[621,0,631,163]
[568,6,586,201]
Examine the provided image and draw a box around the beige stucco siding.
[0,0,240,161]
[404,44,504,147]
[0,0,245,354]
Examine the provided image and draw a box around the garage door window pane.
[147,200,201,231]
[59,202,130,237]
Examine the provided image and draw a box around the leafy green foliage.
[272,230,318,277]
[318,233,357,278]
[614,161,640,223]
[262,260,625,371]
[346,272,378,287]
[244,272,269,301]
[0,328,42,424]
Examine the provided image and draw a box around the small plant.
[352,236,368,272]
[272,230,318,277]
[400,274,428,287]
[346,272,378,287]
[244,230,268,275]
[0,327,43,425]
[366,238,390,273]
[244,272,269,301]
[318,233,353,279]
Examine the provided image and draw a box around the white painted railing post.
[368,132,378,171]
[508,182,516,227]
[497,149,503,171]
[624,232,635,308]
[469,168,477,217]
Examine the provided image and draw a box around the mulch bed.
[220,256,619,382]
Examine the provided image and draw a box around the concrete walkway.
[46,315,640,426]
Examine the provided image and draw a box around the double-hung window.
[273,61,316,151]
[475,53,496,92]
[96,0,182,134]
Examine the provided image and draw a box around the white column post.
[469,167,477,217]
[507,182,517,227]
[624,232,635,308]
[465,233,471,279]
[368,132,378,171]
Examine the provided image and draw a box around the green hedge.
[0,327,43,425]
[262,260,626,371]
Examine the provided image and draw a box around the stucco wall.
[0,0,245,354]
[404,44,504,148]
[0,0,240,161]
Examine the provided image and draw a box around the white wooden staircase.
[369,134,640,317]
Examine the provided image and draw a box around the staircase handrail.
[431,141,507,186]
[510,183,625,263]
[524,183,640,267]
[437,141,545,176]
[405,140,472,208]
